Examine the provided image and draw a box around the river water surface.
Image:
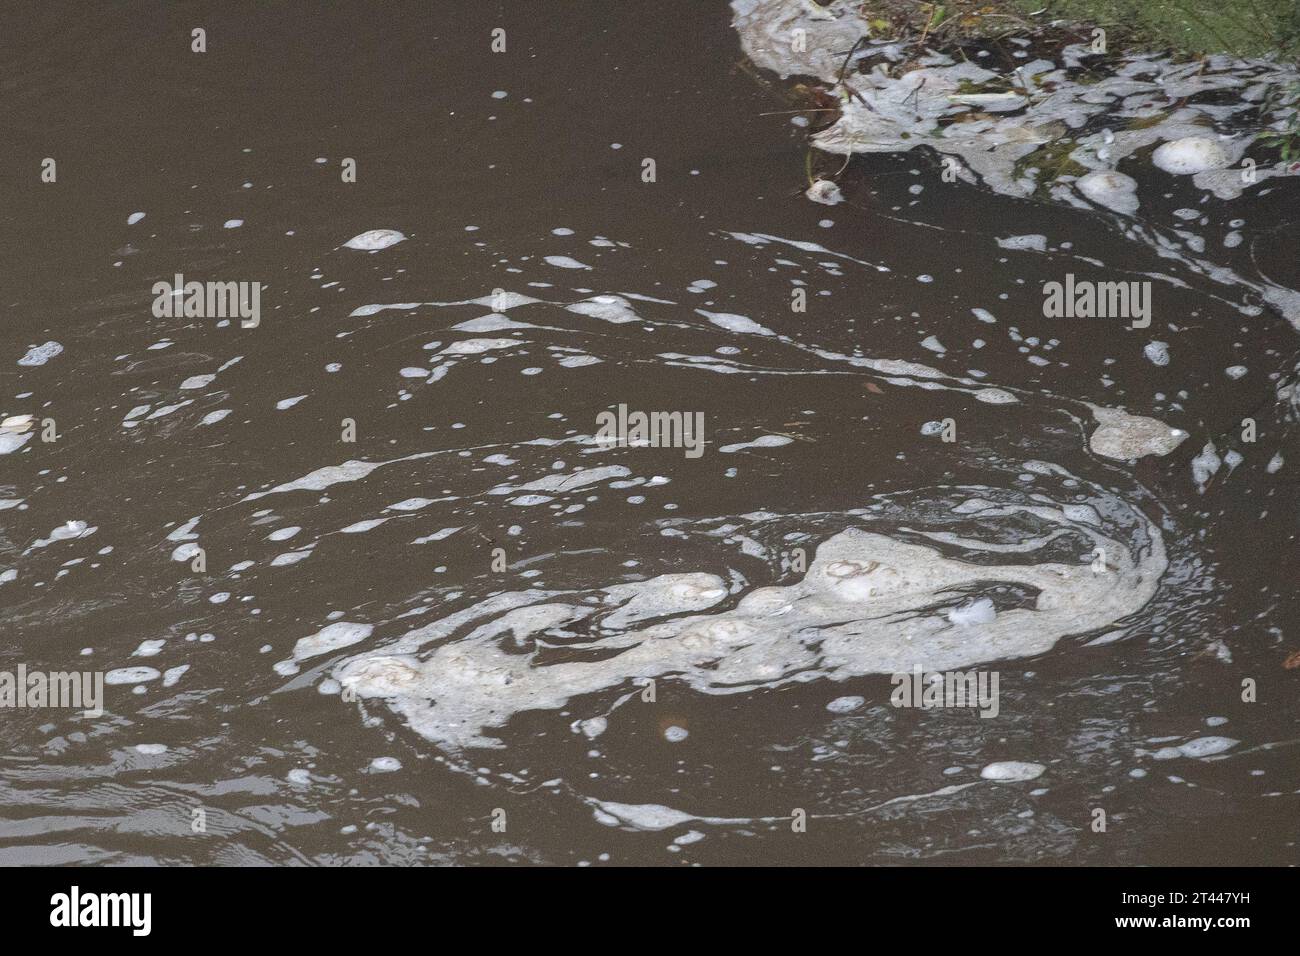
[2,1,1298,866]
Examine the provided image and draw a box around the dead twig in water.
[834,35,871,106]
[759,108,842,115]
[904,75,927,111]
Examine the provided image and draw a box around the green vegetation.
[1013,138,1088,196]
[856,1,1300,59]
[851,1,1300,163]
[1010,0,1300,58]
[1256,82,1300,159]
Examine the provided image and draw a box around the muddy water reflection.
[1,2,1297,865]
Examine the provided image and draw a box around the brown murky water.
[2,1,1297,866]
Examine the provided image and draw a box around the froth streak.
[336,493,1166,749]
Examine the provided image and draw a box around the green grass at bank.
[1012,0,1300,58]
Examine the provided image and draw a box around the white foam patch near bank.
[731,0,1300,328]
[1152,137,1230,175]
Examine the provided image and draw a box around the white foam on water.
[0,432,33,455]
[166,516,200,543]
[28,521,96,553]
[341,517,388,533]
[1191,442,1222,493]
[826,695,865,714]
[1086,405,1187,460]
[566,296,642,324]
[996,235,1047,253]
[1152,136,1230,175]
[412,527,461,545]
[292,621,374,662]
[147,401,191,420]
[696,309,775,336]
[947,597,997,626]
[806,179,843,205]
[1077,171,1140,216]
[1143,341,1171,366]
[489,465,630,497]
[343,229,406,251]
[543,255,591,270]
[167,541,197,564]
[471,292,542,310]
[271,549,313,567]
[106,667,161,685]
[242,460,383,501]
[17,342,63,367]
[601,573,729,629]
[452,315,536,333]
[440,338,521,356]
[980,761,1045,782]
[730,0,876,82]
[387,498,434,512]
[725,230,888,271]
[1152,736,1240,760]
[1178,736,1238,757]
[718,435,794,454]
[336,491,1166,749]
[731,1,1300,327]
[593,802,703,831]
[350,302,424,317]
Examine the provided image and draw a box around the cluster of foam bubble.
[333,485,1166,749]
[731,0,1300,327]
